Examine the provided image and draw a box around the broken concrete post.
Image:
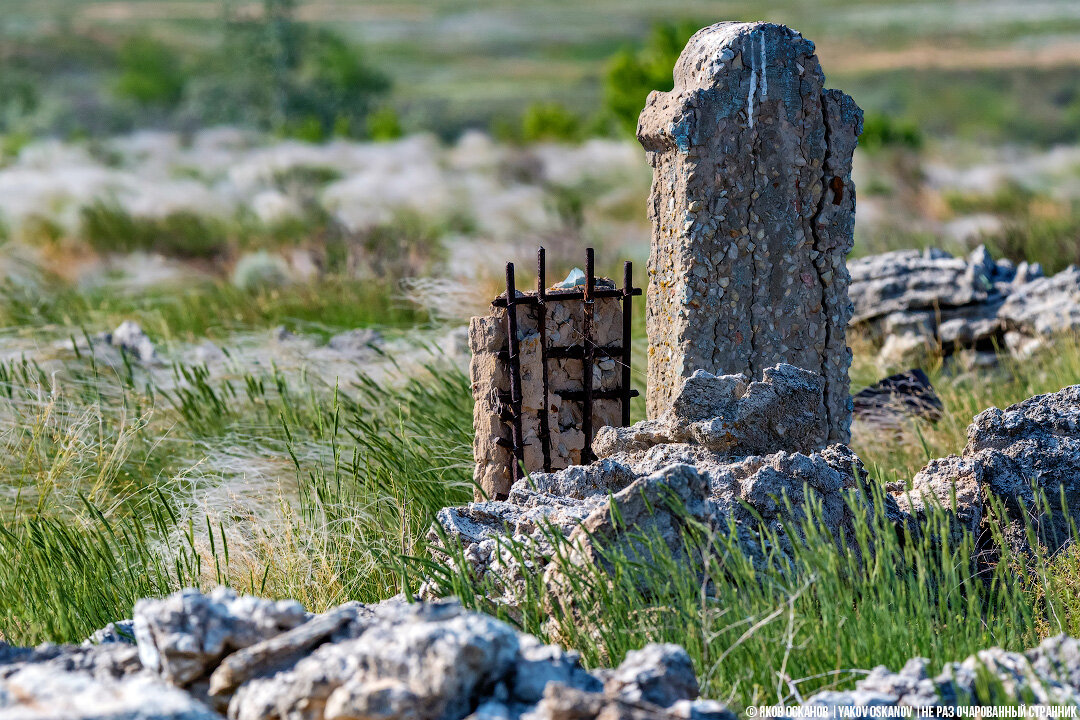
[637,21,862,444]
[470,284,624,500]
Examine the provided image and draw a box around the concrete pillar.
[637,21,861,443]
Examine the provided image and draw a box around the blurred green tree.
[367,106,404,141]
[603,21,699,136]
[860,113,923,151]
[521,102,581,142]
[113,36,187,107]
[182,0,389,139]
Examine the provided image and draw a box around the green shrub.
[231,251,291,291]
[368,106,404,141]
[986,212,1080,275]
[113,35,187,108]
[79,202,227,258]
[859,113,923,151]
[603,21,700,137]
[943,181,1036,216]
[183,0,390,139]
[520,102,582,143]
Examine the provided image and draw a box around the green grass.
[0,338,474,642]
[0,274,426,341]
[0,269,1079,719]
[420,484,1062,708]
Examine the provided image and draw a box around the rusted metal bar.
[504,262,525,486]
[537,247,552,473]
[621,261,633,426]
[500,388,640,403]
[581,248,595,464]
[498,345,623,361]
[557,389,640,401]
[491,287,640,307]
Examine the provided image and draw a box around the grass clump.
[422,484,1069,709]
[0,338,474,643]
[80,201,228,259]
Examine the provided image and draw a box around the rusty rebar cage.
[495,247,641,482]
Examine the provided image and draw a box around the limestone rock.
[848,246,1080,368]
[999,265,1080,339]
[851,369,944,432]
[326,328,382,355]
[134,587,309,687]
[85,620,137,646]
[435,441,878,602]
[208,604,372,701]
[638,21,859,444]
[603,645,699,708]
[848,247,1008,326]
[0,641,143,682]
[799,634,1080,713]
[522,682,734,720]
[0,591,733,720]
[0,666,221,719]
[232,602,521,720]
[897,384,1080,553]
[105,320,157,363]
[547,464,720,595]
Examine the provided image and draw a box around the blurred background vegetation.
[4,0,1080,147]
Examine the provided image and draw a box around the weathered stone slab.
[637,21,861,444]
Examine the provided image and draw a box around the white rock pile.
[431,363,895,605]
[849,245,1080,369]
[9,588,1080,718]
[0,588,730,720]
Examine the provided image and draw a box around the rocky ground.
[7,586,1080,718]
[849,245,1080,372]
[432,355,1080,603]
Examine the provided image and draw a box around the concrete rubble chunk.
[469,287,624,500]
[593,364,827,459]
[638,21,860,444]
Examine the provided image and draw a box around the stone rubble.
[851,369,944,432]
[592,363,829,458]
[7,591,1080,719]
[848,245,1080,369]
[638,21,860,445]
[0,591,729,720]
[896,383,1080,554]
[798,634,1080,715]
[96,320,158,363]
[431,364,882,602]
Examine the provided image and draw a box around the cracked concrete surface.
[637,21,861,444]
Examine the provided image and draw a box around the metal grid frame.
[494,247,641,483]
